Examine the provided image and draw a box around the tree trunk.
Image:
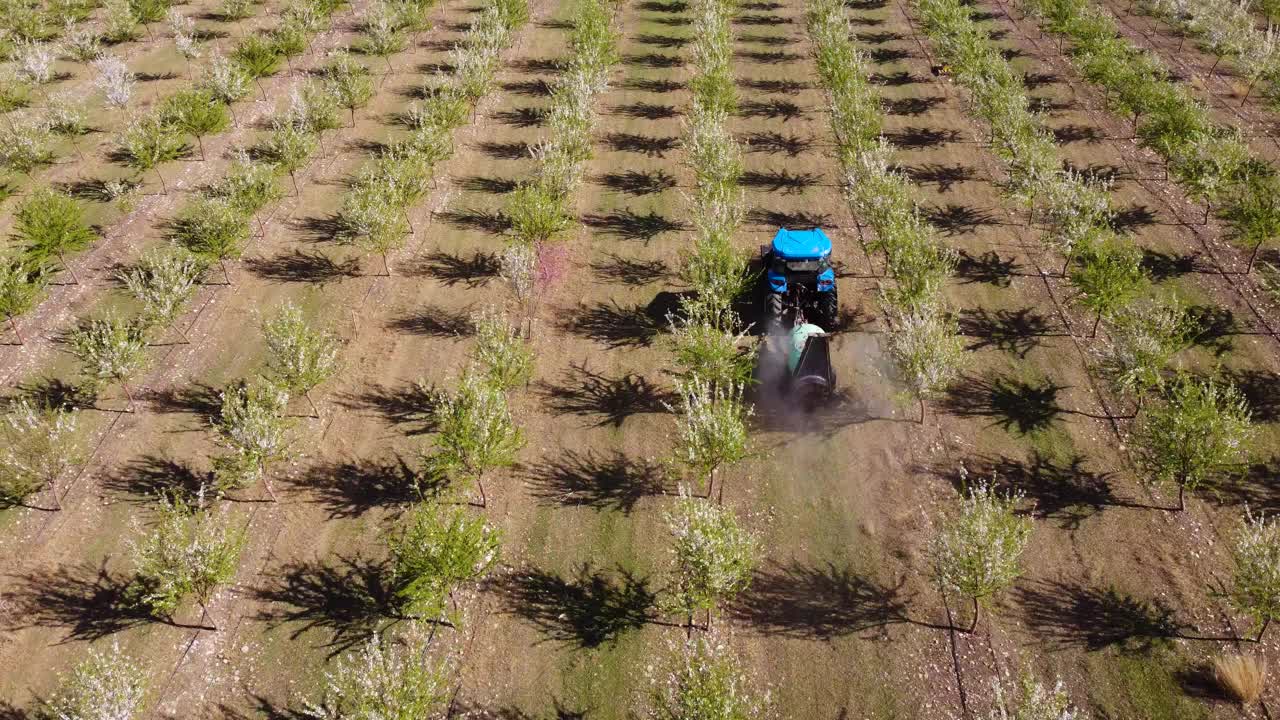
[290,170,300,196]
[477,472,487,508]
[1091,311,1102,338]
[1242,77,1258,106]
[967,596,979,634]
[197,134,206,161]
[263,469,279,503]
[1061,253,1071,278]
[1178,484,1186,512]
[686,611,694,639]
[349,107,356,127]
[1256,617,1271,643]
[7,315,23,345]
[155,166,168,194]
[256,76,267,100]
[918,396,926,424]
[50,476,62,510]
[1247,241,1263,274]
[382,251,392,277]
[1209,55,1222,78]
[58,252,79,284]
[120,380,137,413]
[220,258,232,285]
[304,389,319,419]
[1202,202,1212,225]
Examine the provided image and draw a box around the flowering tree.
[386,501,501,623]
[666,377,752,503]
[1225,508,1280,642]
[664,489,759,635]
[930,480,1032,632]
[117,247,205,341]
[0,399,83,509]
[67,313,149,412]
[1132,373,1255,511]
[92,52,134,108]
[301,627,451,720]
[988,672,1086,720]
[421,370,524,507]
[128,490,246,628]
[119,113,185,194]
[43,642,147,720]
[211,378,294,501]
[469,305,533,392]
[0,256,48,344]
[262,301,340,417]
[882,298,966,423]
[12,187,96,283]
[1094,297,1198,403]
[646,636,771,720]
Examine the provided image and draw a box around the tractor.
[761,227,839,330]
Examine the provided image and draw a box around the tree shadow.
[1052,124,1102,144]
[387,305,475,337]
[559,300,666,348]
[956,249,1018,287]
[405,250,498,287]
[897,163,974,192]
[1216,457,1280,513]
[884,126,960,149]
[336,380,441,436]
[511,57,564,74]
[740,169,821,194]
[590,253,668,286]
[143,382,222,416]
[252,555,393,655]
[941,373,1064,434]
[525,449,666,514]
[730,561,913,639]
[623,78,684,93]
[928,451,1119,529]
[1,561,159,641]
[622,53,684,69]
[537,362,674,427]
[596,169,676,196]
[736,49,802,64]
[871,70,922,86]
[436,207,511,234]
[288,455,420,519]
[244,250,361,284]
[741,78,811,94]
[611,101,680,120]
[747,208,832,227]
[101,454,207,503]
[582,208,688,242]
[500,79,552,97]
[497,565,657,648]
[883,96,943,116]
[925,203,996,234]
[602,132,679,157]
[1187,305,1237,356]
[1014,580,1182,652]
[456,175,520,194]
[734,13,792,24]
[868,47,913,63]
[637,0,688,10]
[8,376,96,411]
[474,140,534,160]
[740,32,796,46]
[741,131,813,157]
[1109,205,1157,235]
[635,32,689,49]
[738,98,804,120]
[958,307,1061,358]
[1140,249,1202,281]
[1224,368,1280,423]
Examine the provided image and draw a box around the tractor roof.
[771,227,831,259]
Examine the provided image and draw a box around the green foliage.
[129,0,166,25]
[220,0,252,20]
[67,313,148,389]
[666,377,752,499]
[930,480,1032,611]
[664,490,758,621]
[12,187,96,264]
[128,491,246,618]
[421,369,524,505]
[323,51,374,121]
[1132,373,1255,508]
[0,116,54,174]
[212,154,283,214]
[261,120,317,178]
[1095,297,1198,398]
[117,247,205,331]
[301,628,451,720]
[0,256,48,331]
[469,305,532,392]
[647,637,771,720]
[173,196,250,265]
[507,181,572,244]
[161,88,230,159]
[262,301,340,397]
[386,501,500,621]
[211,378,293,497]
[120,113,185,172]
[881,298,966,417]
[103,0,140,41]
[231,35,281,79]
[1068,236,1147,326]
[1226,508,1280,641]
[43,642,147,720]
[668,297,755,390]
[200,51,252,104]
[0,398,82,506]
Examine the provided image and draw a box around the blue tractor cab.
[762,227,838,329]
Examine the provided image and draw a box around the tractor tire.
[765,292,785,328]
[817,291,838,329]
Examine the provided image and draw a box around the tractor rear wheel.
[766,292,785,328]
[817,291,838,328]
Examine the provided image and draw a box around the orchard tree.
[231,35,282,98]
[1225,508,1280,643]
[174,196,250,283]
[664,489,759,635]
[1068,237,1147,337]
[1095,297,1199,403]
[666,377,752,503]
[668,296,755,390]
[0,117,54,178]
[200,51,252,116]
[881,298,966,423]
[162,89,230,161]
[262,120,317,195]
[507,182,572,245]
[168,8,201,72]
[128,491,246,628]
[67,313,149,412]
[215,153,283,216]
[0,398,83,509]
[1133,373,1255,511]
[930,480,1032,633]
[1224,171,1280,273]
[324,51,374,126]
[211,378,293,501]
[43,642,146,720]
[12,187,96,283]
[262,301,340,417]
[386,501,501,623]
[989,672,1086,720]
[0,256,48,344]
[646,637,771,720]
[91,52,134,107]
[301,627,451,720]
[117,247,205,341]
[421,369,525,507]
[470,305,533,392]
[120,113,185,194]
[341,185,407,276]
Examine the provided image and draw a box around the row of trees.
[806,0,965,422]
[335,0,530,275]
[1023,0,1280,272]
[1141,0,1280,105]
